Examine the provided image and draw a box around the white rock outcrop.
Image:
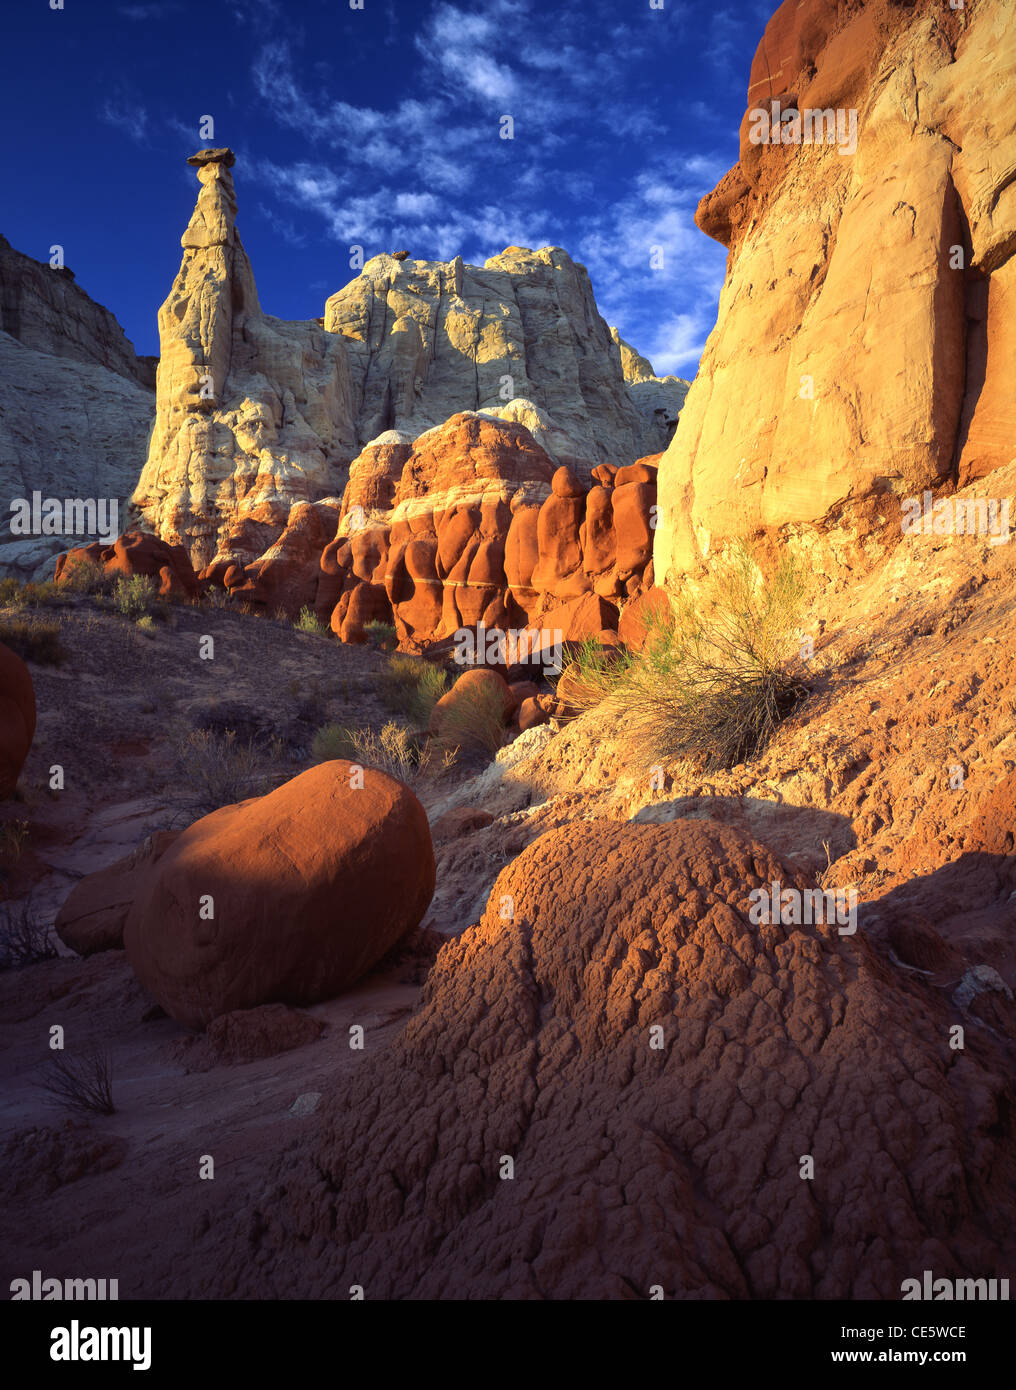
[325,248,660,470]
[130,149,357,572]
[131,151,685,571]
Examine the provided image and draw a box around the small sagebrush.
[364,620,397,651]
[39,1049,115,1116]
[0,577,24,607]
[169,728,268,819]
[312,720,453,784]
[430,678,506,758]
[57,557,115,596]
[111,574,157,620]
[295,605,329,637]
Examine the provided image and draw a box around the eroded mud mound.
[209,819,1015,1299]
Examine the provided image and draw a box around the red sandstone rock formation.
[225,500,341,618]
[296,417,660,649]
[0,641,35,799]
[55,830,181,956]
[55,531,199,599]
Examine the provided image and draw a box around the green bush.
[20,581,63,606]
[311,720,441,784]
[568,546,809,770]
[111,574,157,620]
[294,605,329,636]
[378,655,448,725]
[554,636,634,708]
[0,577,24,607]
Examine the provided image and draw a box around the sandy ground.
[0,595,467,1295]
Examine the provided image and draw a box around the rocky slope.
[130,149,684,573]
[5,465,1016,1297]
[655,0,1016,591]
[0,238,156,580]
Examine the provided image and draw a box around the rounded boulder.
[123,762,435,1027]
[0,641,36,799]
[429,668,513,744]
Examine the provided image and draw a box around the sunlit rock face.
[132,148,687,574]
[655,0,1016,590]
[324,246,674,472]
[130,149,358,573]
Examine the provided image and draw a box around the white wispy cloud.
[99,93,150,145]
[243,0,736,372]
[573,162,730,373]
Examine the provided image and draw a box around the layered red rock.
[312,416,659,649]
[123,762,435,1027]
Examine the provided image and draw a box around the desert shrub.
[169,728,268,819]
[554,636,635,709]
[39,1049,115,1116]
[294,605,329,636]
[0,818,30,865]
[111,574,157,620]
[431,678,507,758]
[21,580,63,605]
[136,615,156,635]
[0,577,24,607]
[364,620,397,651]
[0,615,65,664]
[312,719,454,784]
[57,557,115,596]
[378,655,449,725]
[569,547,808,770]
[0,895,56,969]
[0,577,70,609]
[203,584,234,609]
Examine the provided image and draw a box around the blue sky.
[2,0,774,374]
